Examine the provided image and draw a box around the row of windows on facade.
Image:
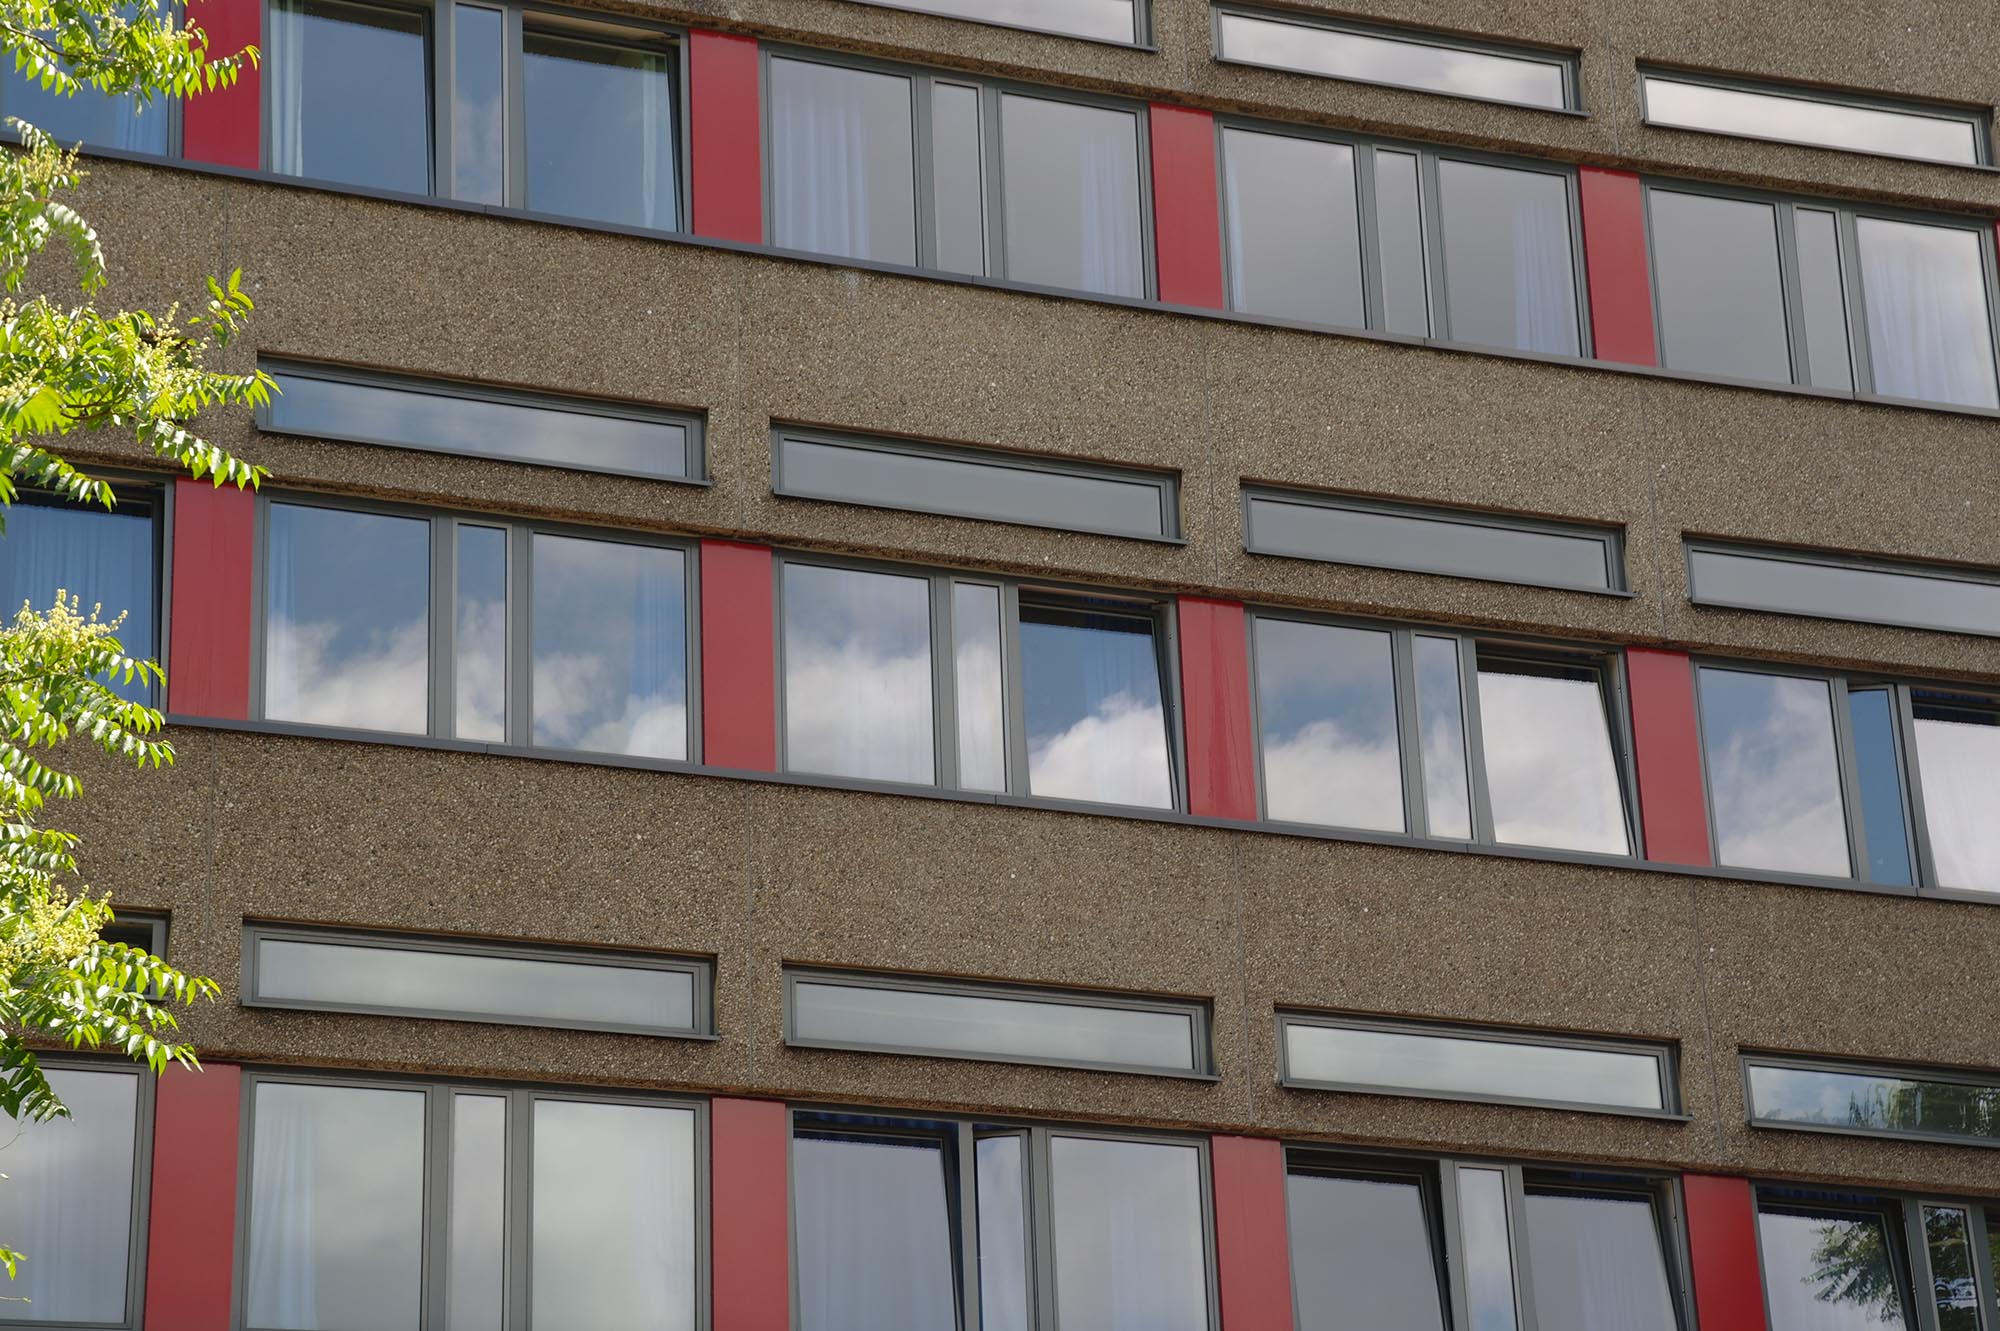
[13,489,1999,897]
[16,1056,2000,1331]
[15,9,2000,414]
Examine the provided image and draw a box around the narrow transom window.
[1745,1054,2000,1148]
[832,0,1145,45]
[1641,69,1990,167]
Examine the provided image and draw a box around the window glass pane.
[855,0,1136,42]
[523,30,677,230]
[1282,1019,1666,1111]
[1414,635,1470,839]
[768,58,916,265]
[1459,1167,1520,1331]
[1523,1187,1678,1331]
[0,1068,138,1323]
[531,1099,696,1331]
[451,4,503,204]
[1697,669,1851,877]
[1216,11,1569,110]
[446,1094,506,1331]
[454,524,506,742]
[976,1134,1031,1331]
[246,1082,426,1331]
[999,94,1144,298]
[3,50,165,153]
[1437,161,1578,356]
[1476,655,1629,855]
[1220,129,1364,328]
[953,583,1006,792]
[1758,1203,1912,1331]
[1857,217,1999,409]
[1050,1137,1208,1331]
[783,563,935,785]
[1287,1169,1445,1331]
[1796,208,1855,391]
[1845,688,1912,886]
[1020,600,1171,808]
[1376,150,1430,336]
[1649,190,1793,385]
[265,504,430,734]
[1643,75,1982,166]
[268,0,431,193]
[530,534,687,760]
[932,82,985,276]
[1252,618,1402,832]
[794,1133,958,1331]
[1746,1061,2000,1145]
[1911,691,2000,894]
[1924,1206,1980,1331]
[0,497,156,702]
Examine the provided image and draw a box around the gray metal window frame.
[1637,65,1995,169]
[99,912,169,957]
[231,1068,710,1331]
[260,0,691,231]
[257,357,709,484]
[1690,657,1999,904]
[0,1057,156,1331]
[1243,606,1643,859]
[1284,1143,1696,1331]
[828,0,1153,48]
[771,424,1182,542]
[1685,538,2000,639]
[1210,3,1583,113]
[786,1106,1221,1331]
[1742,1052,2000,1153]
[1275,1009,1684,1119]
[1640,175,2000,409]
[771,549,1186,813]
[241,920,716,1037]
[1750,1184,1946,1331]
[1210,113,1594,356]
[757,43,1159,300]
[1240,484,1626,593]
[781,965,1214,1078]
[248,489,703,762]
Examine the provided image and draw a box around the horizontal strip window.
[793,1109,1216,1331]
[1244,486,1623,592]
[1641,68,1990,167]
[774,427,1179,541]
[1213,5,1578,111]
[1755,1184,1999,1331]
[785,967,1210,1076]
[838,0,1147,45]
[260,359,703,482]
[1687,539,2000,638]
[1279,1011,1678,1116]
[244,923,713,1036]
[1745,1054,2000,1148]
[240,1072,701,1330]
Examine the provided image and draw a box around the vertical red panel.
[689,30,762,245]
[1178,597,1258,822]
[712,1097,789,1331]
[1212,1135,1293,1331]
[1685,1174,1771,1331]
[144,1063,242,1329]
[168,478,255,720]
[700,540,775,772]
[1578,167,1658,367]
[1627,647,1712,867]
[1148,104,1225,310]
[181,0,260,169]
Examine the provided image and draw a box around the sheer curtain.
[246,1090,321,1328]
[1510,187,1578,355]
[639,53,669,231]
[1858,218,2000,409]
[794,1135,957,1331]
[267,0,307,175]
[1075,123,1141,298]
[0,1069,137,1323]
[771,64,884,261]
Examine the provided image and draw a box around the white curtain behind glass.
[794,1136,957,1331]
[0,1069,136,1323]
[640,52,666,231]
[1077,132,1140,298]
[771,62,894,262]
[1512,196,1576,354]
[268,0,307,175]
[1858,218,2000,409]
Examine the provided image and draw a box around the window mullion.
[1895,684,1940,893]
[1774,200,1812,386]
[955,1122,981,1331]
[980,83,1007,281]
[1390,628,1428,839]
[1836,208,1877,396]
[507,524,531,748]
[508,1089,532,1327]
[1504,1164,1541,1331]
[934,575,958,790]
[913,73,939,272]
[1905,1201,1944,1331]
[1029,1128,1057,1331]
[1457,637,1496,844]
[1416,149,1447,341]
[425,1084,452,1331]
[431,517,455,741]
[1355,144,1385,331]
[1828,676,1870,881]
[1000,582,1027,797]
[431,0,454,198]
[504,3,527,211]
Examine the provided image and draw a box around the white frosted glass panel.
[853,0,1136,41]
[1644,75,1981,166]
[1283,1021,1665,1110]
[1218,11,1568,109]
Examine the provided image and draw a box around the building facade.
[5,0,2000,1327]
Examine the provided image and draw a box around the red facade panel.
[690,30,764,245]
[144,1063,242,1329]
[1684,1174,1771,1331]
[711,1097,790,1331]
[167,478,255,720]
[181,0,261,169]
[700,539,776,771]
[1578,167,1658,367]
[1627,647,1713,867]
[1178,597,1258,822]
[1148,104,1226,310]
[1212,1135,1294,1331]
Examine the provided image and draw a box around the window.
[0,1064,148,1327]
[0,488,160,702]
[244,923,713,1036]
[1278,1012,1678,1116]
[260,360,704,482]
[1645,183,2000,409]
[837,0,1145,44]
[269,0,681,228]
[1641,70,1990,167]
[1249,614,1634,855]
[764,52,1148,299]
[785,967,1210,1075]
[1757,1189,1919,1331]
[242,1075,699,1330]
[257,497,694,760]
[1686,539,2000,639]
[1213,6,1577,111]
[1745,1054,2000,1148]
[0,5,170,156]
[1287,1150,1686,1331]
[792,1112,1214,1331]
[777,556,1176,809]
[1218,124,1584,354]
